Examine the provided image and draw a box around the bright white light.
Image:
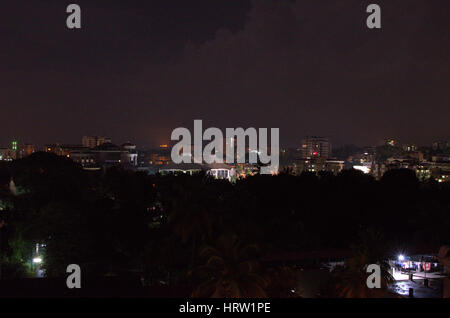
[32,257,42,264]
[392,268,409,281]
[398,255,405,261]
[353,165,371,174]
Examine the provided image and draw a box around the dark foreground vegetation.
[0,152,449,297]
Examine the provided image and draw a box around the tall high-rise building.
[82,136,110,149]
[300,136,331,159]
[10,141,18,159]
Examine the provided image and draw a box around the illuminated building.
[142,147,172,166]
[148,153,171,165]
[89,142,138,167]
[44,144,87,157]
[59,145,89,157]
[0,141,19,160]
[20,143,35,158]
[0,148,16,161]
[415,164,431,181]
[294,158,344,175]
[159,163,236,181]
[159,163,203,176]
[121,143,138,166]
[69,151,97,167]
[300,136,331,159]
[82,136,111,149]
[430,163,450,182]
[403,144,417,152]
[205,163,236,181]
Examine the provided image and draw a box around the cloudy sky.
[0,0,448,148]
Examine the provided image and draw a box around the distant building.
[38,139,138,170]
[405,151,425,162]
[294,158,344,175]
[59,145,89,157]
[371,163,384,180]
[158,162,236,181]
[205,163,236,181]
[430,162,450,182]
[432,154,450,163]
[403,144,417,152]
[44,144,88,157]
[10,141,18,159]
[415,163,431,181]
[300,136,331,159]
[372,158,450,182]
[140,148,172,166]
[432,140,448,151]
[0,141,19,160]
[90,142,123,166]
[89,142,138,167]
[69,151,96,168]
[0,148,16,161]
[121,143,138,166]
[82,136,111,149]
[20,143,35,158]
[159,163,203,176]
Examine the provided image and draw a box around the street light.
[398,255,405,261]
[32,257,42,264]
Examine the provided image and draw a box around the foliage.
[191,234,268,298]
[0,152,448,298]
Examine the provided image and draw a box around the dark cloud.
[0,0,448,147]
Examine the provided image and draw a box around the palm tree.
[332,229,395,298]
[169,202,212,267]
[332,252,394,298]
[165,177,214,267]
[191,234,268,298]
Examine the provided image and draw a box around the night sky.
[1,0,448,148]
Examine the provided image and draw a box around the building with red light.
[300,136,331,159]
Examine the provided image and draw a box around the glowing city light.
[353,165,371,174]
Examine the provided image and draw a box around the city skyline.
[0,134,448,150]
[1,0,448,148]
[0,1,449,302]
